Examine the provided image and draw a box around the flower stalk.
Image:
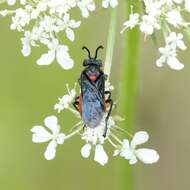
[119,0,141,190]
[104,7,117,81]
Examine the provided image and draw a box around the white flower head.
[81,115,115,145]
[115,131,159,164]
[31,115,65,160]
[37,38,74,70]
[54,83,77,113]
[80,116,115,165]
[102,0,119,8]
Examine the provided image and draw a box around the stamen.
[108,137,118,148]
[110,132,123,144]
[65,125,83,140]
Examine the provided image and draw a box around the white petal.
[185,0,190,12]
[177,40,187,50]
[129,155,138,165]
[44,140,57,160]
[131,131,149,148]
[56,46,74,70]
[94,144,108,166]
[37,50,55,65]
[81,143,92,158]
[63,13,70,22]
[66,28,75,41]
[44,115,60,135]
[56,133,65,144]
[81,9,89,18]
[167,57,184,70]
[31,125,52,143]
[136,148,159,164]
[120,149,134,160]
[69,20,81,28]
[156,56,165,67]
[102,1,109,8]
[87,3,95,11]
[7,0,16,5]
[110,0,118,8]
[22,45,31,56]
[122,139,130,149]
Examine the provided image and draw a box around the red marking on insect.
[89,75,97,81]
[79,95,82,114]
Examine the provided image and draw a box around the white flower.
[166,32,187,50]
[54,84,76,113]
[62,13,81,41]
[81,143,108,166]
[81,143,92,158]
[102,0,118,8]
[120,13,139,33]
[185,0,190,12]
[10,8,31,31]
[166,10,187,28]
[115,131,159,164]
[21,31,35,56]
[77,0,96,18]
[105,81,114,91]
[37,38,74,70]
[140,15,160,35]
[144,0,162,17]
[0,10,8,17]
[80,116,115,165]
[81,115,115,145]
[31,115,65,160]
[7,0,16,5]
[156,45,184,70]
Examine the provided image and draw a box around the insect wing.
[80,73,105,127]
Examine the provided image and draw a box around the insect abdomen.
[82,90,104,128]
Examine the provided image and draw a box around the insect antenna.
[94,45,104,59]
[82,46,91,59]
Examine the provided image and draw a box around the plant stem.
[119,1,141,190]
[104,8,117,81]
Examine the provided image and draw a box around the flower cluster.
[31,84,159,166]
[0,0,118,69]
[121,1,189,70]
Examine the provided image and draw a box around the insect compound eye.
[96,59,102,67]
[83,59,89,66]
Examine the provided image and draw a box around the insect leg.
[73,96,80,111]
[104,90,111,100]
[103,91,114,137]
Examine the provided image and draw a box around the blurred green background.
[0,2,190,190]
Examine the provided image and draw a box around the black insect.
[73,46,113,137]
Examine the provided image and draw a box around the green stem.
[119,1,141,190]
[104,8,117,81]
